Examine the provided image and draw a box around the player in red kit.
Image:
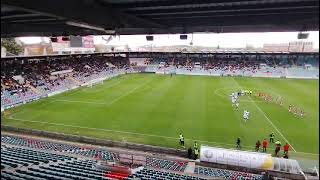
[262,139,268,152]
[283,143,289,155]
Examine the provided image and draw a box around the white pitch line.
[90,76,128,93]
[103,78,154,105]
[9,100,58,119]
[5,116,318,155]
[8,75,126,118]
[231,78,297,152]
[292,151,319,156]
[5,117,253,149]
[66,75,126,96]
[55,99,108,105]
[56,77,154,106]
[250,102,297,152]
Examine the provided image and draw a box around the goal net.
[87,78,104,88]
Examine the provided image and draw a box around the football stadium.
[1,0,319,180]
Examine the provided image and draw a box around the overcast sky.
[19,31,319,48]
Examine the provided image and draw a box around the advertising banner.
[200,145,273,170]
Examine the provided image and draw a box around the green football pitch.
[2,73,319,160]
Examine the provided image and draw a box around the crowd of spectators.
[1,56,129,107]
[149,56,268,73]
[1,54,318,108]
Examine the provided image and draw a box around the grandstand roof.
[1,0,319,37]
[1,51,318,61]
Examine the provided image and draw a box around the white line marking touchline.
[250,101,297,152]
[55,99,109,105]
[6,117,252,149]
[6,117,318,155]
[9,100,58,119]
[231,78,297,152]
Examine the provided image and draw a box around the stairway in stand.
[184,161,195,174]
[66,76,82,86]
[25,83,41,94]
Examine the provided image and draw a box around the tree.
[1,38,23,55]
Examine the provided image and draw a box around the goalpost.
[87,78,104,88]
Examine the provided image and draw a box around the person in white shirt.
[243,110,249,122]
[232,97,236,106]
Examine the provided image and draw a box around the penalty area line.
[55,77,155,106]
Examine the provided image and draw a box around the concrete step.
[184,161,195,174]
[67,76,82,86]
[25,84,41,94]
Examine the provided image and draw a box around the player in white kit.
[232,97,237,106]
[243,110,249,122]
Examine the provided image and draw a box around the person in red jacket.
[283,143,290,154]
[262,139,268,152]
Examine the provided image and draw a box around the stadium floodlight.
[66,21,115,34]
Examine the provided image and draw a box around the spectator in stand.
[1,55,129,107]
[262,171,274,180]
